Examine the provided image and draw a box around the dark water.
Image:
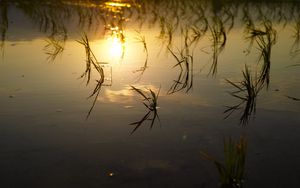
[0,0,300,187]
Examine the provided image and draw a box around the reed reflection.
[130,85,160,134]
[224,65,263,125]
[0,0,8,55]
[77,33,112,118]
[133,30,149,79]
[245,19,277,88]
[0,0,299,123]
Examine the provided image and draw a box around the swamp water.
[0,0,300,187]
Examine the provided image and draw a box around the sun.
[109,36,124,58]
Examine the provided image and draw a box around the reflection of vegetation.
[245,20,277,88]
[224,65,263,125]
[291,17,300,56]
[158,17,178,48]
[2,0,300,123]
[77,33,104,85]
[133,31,148,78]
[167,45,194,94]
[130,85,160,134]
[77,33,108,119]
[201,136,247,188]
[208,18,227,76]
[16,0,69,37]
[0,0,8,55]
[43,34,66,62]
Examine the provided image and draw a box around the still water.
[0,0,300,187]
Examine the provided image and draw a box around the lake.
[0,0,300,187]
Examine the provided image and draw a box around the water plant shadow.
[130,85,160,134]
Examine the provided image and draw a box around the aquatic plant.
[224,65,263,125]
[130,85,160,134]
[201,136,247,188]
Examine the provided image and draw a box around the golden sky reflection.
[1,2,300,115]
[98,84,162,105]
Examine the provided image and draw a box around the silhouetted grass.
[201,136,247,188]
[77,33,104,85]
[245,20,277,88]
[0,0,8,56]
[167,45,193,94]
[130,85,160,134]
[208,17,227,77]
[224,65,263,125]
[44,35,65,62]
[77,33,106,119]
[133,30,148,78]
[290,18,300,56]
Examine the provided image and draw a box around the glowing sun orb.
[108,36,124,59]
